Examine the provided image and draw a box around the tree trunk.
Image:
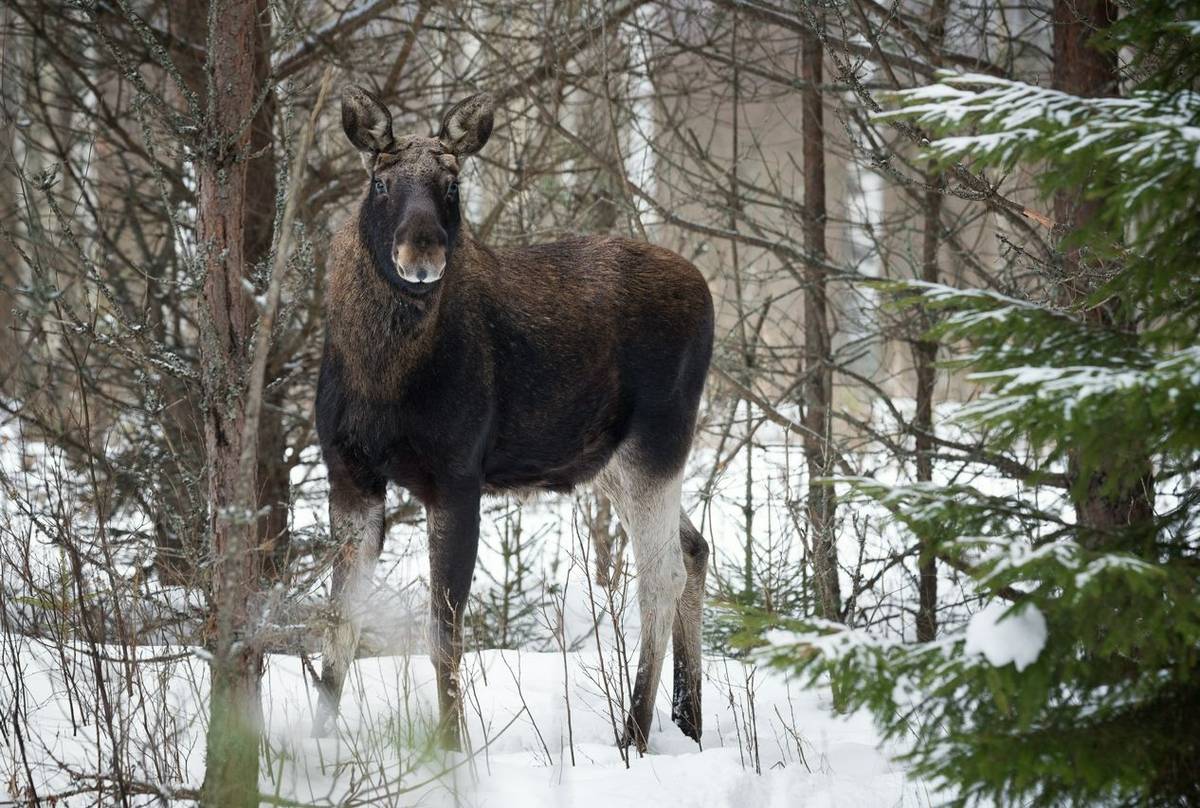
[157,0,287,585]
[241,0,292,574]
[800,14,841,623]
[0,14,22,392]
[1052,0,1155,543]
[197,1,268,804]
[913,189,940,640]
[1052,0,1118,296]
[914,0,948,644]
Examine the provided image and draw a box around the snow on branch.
[875,72,1200,211]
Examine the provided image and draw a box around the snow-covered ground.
[0,399,992,805]
[3,636,931,806]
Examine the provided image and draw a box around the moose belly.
[482,429,622,493]
[481,391,628,494]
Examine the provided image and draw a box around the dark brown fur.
[313,88,713,751]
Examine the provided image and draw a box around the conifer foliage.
[759,5,1200,806]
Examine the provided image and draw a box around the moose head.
[341,86,494,295]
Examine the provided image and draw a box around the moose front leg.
[426,484,481,750]
[313,480,385,737]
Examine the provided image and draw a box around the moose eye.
[373,177,386,195]
[446,180,459,201]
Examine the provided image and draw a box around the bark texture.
[914,0,948,644]
[1052,0,1156,543]
[197,1,269,804]
[801,15,841,622]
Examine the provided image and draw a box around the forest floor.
[1,407,947,806]
[5,637,932,807]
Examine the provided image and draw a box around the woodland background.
[2,0,1194,806]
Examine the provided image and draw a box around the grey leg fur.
[312,491,385,737]
[598,453,687,751]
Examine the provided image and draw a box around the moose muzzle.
[392,242,446,286]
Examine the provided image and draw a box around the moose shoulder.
[313,86,714,753]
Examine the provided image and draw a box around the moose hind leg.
[313,489,384,737]
[672,512,708,742]
[599,457,687,751]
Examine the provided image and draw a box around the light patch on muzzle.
[393,243,446,285]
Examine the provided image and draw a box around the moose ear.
[437,93,495,157]
[341,85,395,155]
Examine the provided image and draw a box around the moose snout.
[392,225,447,286]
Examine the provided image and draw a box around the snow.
[0,390,1065,806]
[963,601,1047,672]
[1,637,929,807]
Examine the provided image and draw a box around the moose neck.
[327,216,470,399]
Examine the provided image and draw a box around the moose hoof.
[671,709,702,743]
[620,717,649,754]
[672,697,702,743]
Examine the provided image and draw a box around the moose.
[312,86,714,752]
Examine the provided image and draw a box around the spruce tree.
[759,5,1200,805]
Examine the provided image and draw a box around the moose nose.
[412,229,443,250]
[398,213,446,252]
[416,268,428,282]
